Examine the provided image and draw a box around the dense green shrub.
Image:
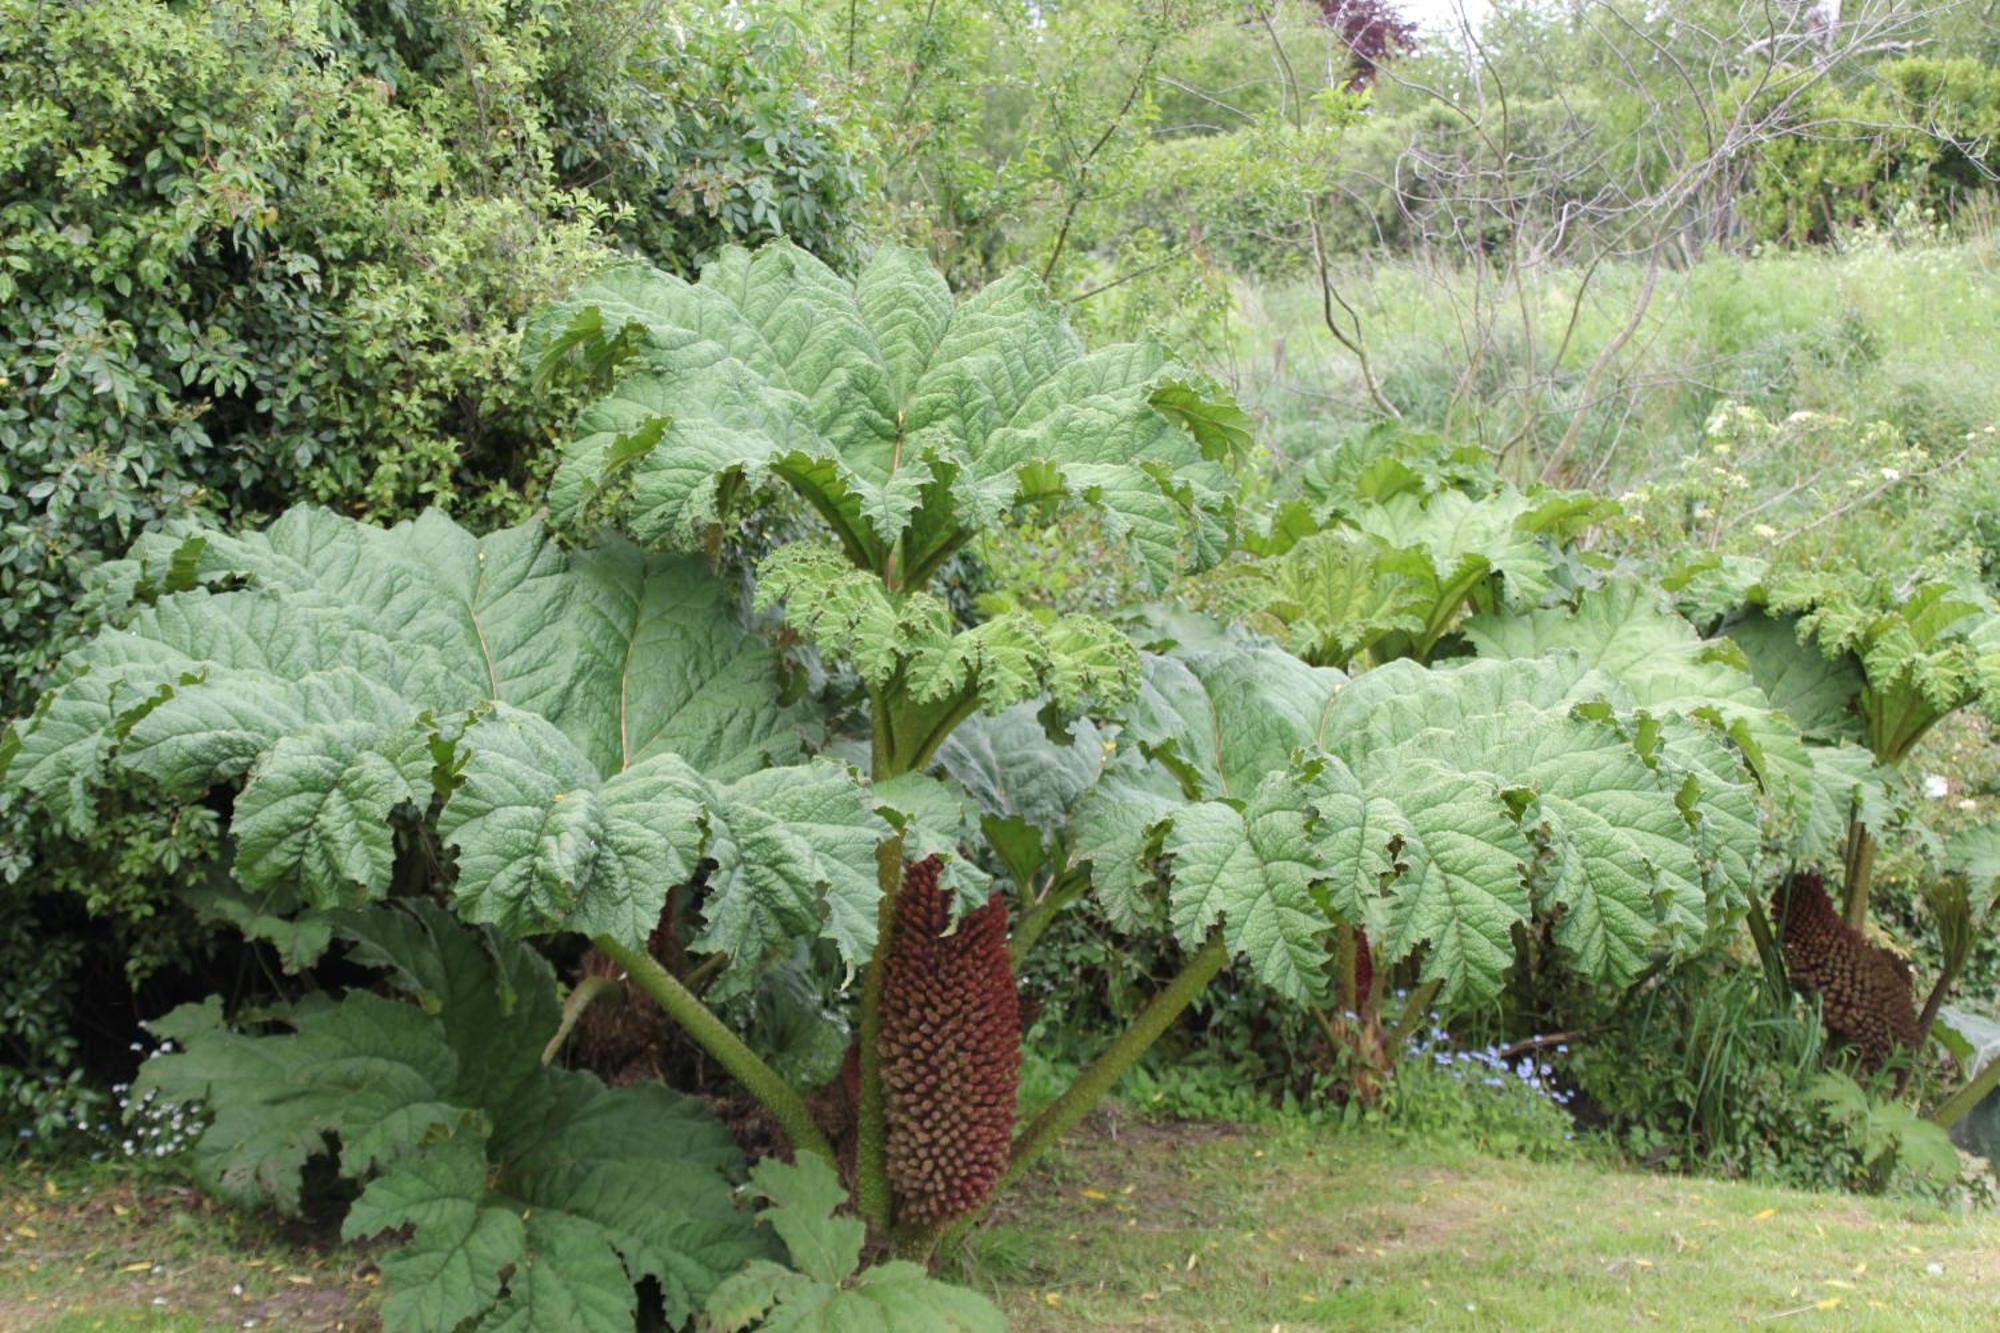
[1565,964,1974,1199]
[0,0,860,709]
[0,0,861,1145]
[1741,57,2000,246]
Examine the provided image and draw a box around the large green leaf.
[1188,478,1612,668]
[1161,772,1336,1000]
[139,906,765,1333]
[1763,565,2000,756]
[1322,658,1745,996]
[703,1155,1005,1332]
[937,704,1108,837]
[3,507,835,961]
[1464,580,1815,842]
[1234,528,1429,667]
[1068,626,1344,946]
[936,704,1109,890]
[1062,627,1758,1004]
[137,992,465,1216]
[530,242,1238,588]
[439,709,887,985]
[1724,611,1864,744]
[1947,823,2000,898]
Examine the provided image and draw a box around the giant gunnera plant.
[3,242,1772,1325]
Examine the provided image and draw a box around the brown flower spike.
[880,857,1021,1226]
[1775,871,1922,1070]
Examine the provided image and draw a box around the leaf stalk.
[1932,1052,2000,1132]
[591,934,834,1163]
[853,834,906,1231]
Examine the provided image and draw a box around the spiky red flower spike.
[879,856,1021,1227]
[1775,871,1922,1070]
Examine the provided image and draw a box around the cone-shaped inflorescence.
[880,856,1021,1227]
[1775,871,1922,1070]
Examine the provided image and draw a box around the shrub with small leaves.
[0,0,866,1145]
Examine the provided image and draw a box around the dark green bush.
[1568,963,1876,1191]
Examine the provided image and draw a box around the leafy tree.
[1313,0,1419,90]
[1737,56,2000,246]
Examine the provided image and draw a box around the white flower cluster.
[106,1039,208,1161]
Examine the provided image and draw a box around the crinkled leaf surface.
[753,543,1141,718]
[937,703,1107,835]
[1069,627,1344,947]
[1764,567,2000,744]
[1465,581,1814,842]
[937,703,1108,889]
[531,242,1239,588]
[871,770,994,913]
[437,706,887,984]
[1188,480,1611,668]
[1724,611,1864,744]
[138,905,764,1333]
[1061,625,1758,1004]
[1947,823,2000,898]
[2,507,885,978]
[1351,488,1564,610]
[703,1155,1005,1333]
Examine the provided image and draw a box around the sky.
[1395,0,1495,39]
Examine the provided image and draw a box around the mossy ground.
[6,1116,1999,1331]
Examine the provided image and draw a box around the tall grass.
[1209,234,2000,497]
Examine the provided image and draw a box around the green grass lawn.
[6,1117,1998,1331]
[974,1119,2000,1329]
